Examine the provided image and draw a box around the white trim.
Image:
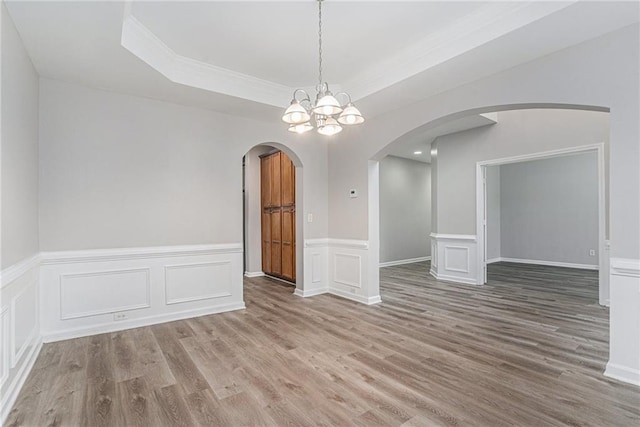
[605,362,640,387]
[0,306,9,387]
[430,233,477,242]
[329,239,369,250]
[430,269,479,286]
[494,257,598,270]
[610,258,640,278]
[0,337,42,425]
[486,257,501,264]
[244,271,265,278]
[41,302,246,343]
[293,288,328,298]
[328,288,381,305]
[0,254,40,290]
[379,256,431,268]
[304,238,329,248]
[40,243,243,265]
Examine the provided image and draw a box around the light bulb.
[291,112,301,122]
[322,106,333,115]
[346,115,356,124]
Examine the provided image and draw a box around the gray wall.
[499,153,599,266]
[326,24,637,262]
[1,3,40,268]
[434,109,609,236]
[38,78,329,251]
[485,165,501,261]
[379,156,431,263]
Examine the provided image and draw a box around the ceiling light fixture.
[282,0,364,135]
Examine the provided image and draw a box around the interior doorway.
[476,143,608,305]
[242,143,303,292]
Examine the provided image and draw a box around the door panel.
[281,153,295,207]
[262,210,271,273]
[271,152,282,207]
[281,208,295,281]
[261,155,271,208]
[271,209,282,275]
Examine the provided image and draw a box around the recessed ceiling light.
[414,151,422,155]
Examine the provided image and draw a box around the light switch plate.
[307,213,313,223]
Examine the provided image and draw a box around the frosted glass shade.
[288,122,313,134]
[282,102,310,124]
[337,104,365,125]
[312,94,343,116]
[317,117,342,136]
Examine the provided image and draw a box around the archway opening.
[242,142,304,296]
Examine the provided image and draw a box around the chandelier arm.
[293,89,311,105]
[334,91,352,107]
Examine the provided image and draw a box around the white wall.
[1,3,39,269]
[327,23,639,384]
[434,109,609,236]
[485,165,500,261]
[379,156,431,264]
[499,153,599,267]
[39,79,329,251]
[0,4,42,421]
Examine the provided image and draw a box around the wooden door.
[261,155,271,208]
[281,207,295,281]
[270,152,282,207]
[261,209,271,273]
[281,153,295,207]
[270,208,282,276]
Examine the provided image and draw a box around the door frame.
[475,143,608,305]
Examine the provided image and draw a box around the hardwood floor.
[6,261,640,426]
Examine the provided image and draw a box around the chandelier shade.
[281,0,364,135]
[282,101,310,124]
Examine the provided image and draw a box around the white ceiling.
[5,1,639,122]
[387,113,498,163]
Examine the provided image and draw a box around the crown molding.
[345,1,576,101]
[121,13,292,107]
[120,1,574,106]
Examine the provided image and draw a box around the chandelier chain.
[318,0,323,89]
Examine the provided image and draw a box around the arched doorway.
[242,142,304,296]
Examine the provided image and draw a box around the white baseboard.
[379,256,430,268]
[293,288,328,298]
[497,257,598,270]
[244,271,265,278]
[605,362,640,387]
[0,337,42,424]
[293,287,381,305]
[430,269,479,286]
[328,288,382,305]
[42,301,246,343]
[486,257,502,264]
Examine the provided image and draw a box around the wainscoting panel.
[605,257,640,386]
[40,244,245,342]
[165,261,232,305]
[60,268,150,320]
[334,253,362,288]
[430,233,479,285]
[0,255,42,424]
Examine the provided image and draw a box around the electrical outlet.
[113,312,127,321]
[589,249,596,256]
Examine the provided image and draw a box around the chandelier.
[282,0,364,136]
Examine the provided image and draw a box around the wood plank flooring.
[6,261,640,426]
